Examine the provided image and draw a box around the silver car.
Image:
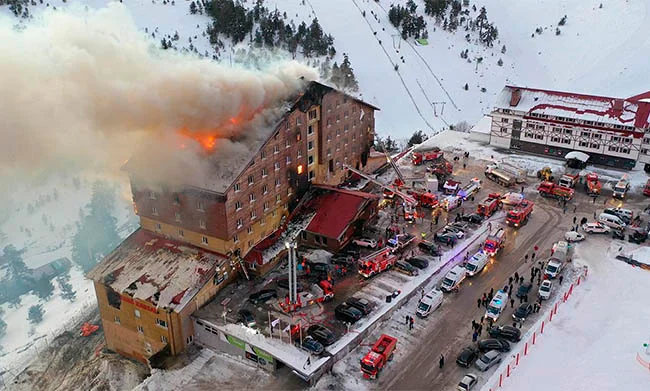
[475,350,502,371]
[457,373,478,390]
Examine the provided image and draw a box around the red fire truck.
[537,182,574,200]
[506,200,534,227]
[407,190,439,208]
[476,193,502,217]
[412,148,444,166]
[360,334,398,379]
[584,173,602,196]
[643,179,650,197]
[358,248,398,278]
[279,280,334,312]
[484,228,506,256]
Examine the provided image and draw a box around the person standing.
[573,216,577,224]
[409,317,414,330]
[559,275,564,285]
[477,298,482,308]
[472,331,478,342]
[515,272,519,281]
[439,354,445,368]
[510,298,515,308]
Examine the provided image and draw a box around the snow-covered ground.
[488,238,650,391]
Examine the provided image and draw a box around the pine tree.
[340,53,359,91]
[407,130,428,147]
[28,304,44,324]
[558,15,567,26]
[501,44,506,54]
[497,58,503,66]
[189,1,197,14]
[330,62,342,88]
[464,83,469,90]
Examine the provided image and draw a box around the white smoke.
[0,3,318,181]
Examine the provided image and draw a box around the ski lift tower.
[431,102,446,117]
[284,242,299,305]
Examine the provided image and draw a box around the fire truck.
[428,160,453,178]
[412,147,444,166]
[506,200,534,227]
[537,182,574,200]
[644,179,650,196]
[558,169,581,188]
[476,193,502,217]
[279,280,334,312]
[360,334,397,379]
[387,233,416,253]
[458,178,482,200]
[612,174,631,199]
[584,173,602,196]
[443,179,461,195]
[358,248,398,278]
[484,228,506,256]
[407,190,439,208]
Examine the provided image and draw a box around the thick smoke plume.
[0,4,318,182]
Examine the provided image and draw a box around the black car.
[309,262,331,275]
[335,303,363,324]
[516,282,532,298]
[406,256,429,269]
[434,232,457,245]
[488,325,521,342]
[456,346,479,367]
[296,336,324,356]
[330,255,356,267]
[461,213,484,224]
[248,289,278,305]
[477,338,511,353]
[276,279,305,292]
[345,296,375,315]
[238,309,256,328]
[612,229,625,240]
[629,229,648,244]
[418,240,441,255]
[395,260,419,276]
[512,303,534,322]
[307,324,337,346]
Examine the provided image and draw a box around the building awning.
[565,151,590,163]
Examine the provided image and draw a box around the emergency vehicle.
[476,193,502,217]
[484,228,506,256]
[506,200,534,227]
[412,148,444,166]
[584,173,602,196]
[358,248,398,278]
[537,182,574,200]
[458,178,482,200]
[279,280,334,313]
[485,290,508,321]
[360,334,397,379]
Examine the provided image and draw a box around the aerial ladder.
[343,164,419,221]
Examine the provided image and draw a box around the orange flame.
[176,115,250,151]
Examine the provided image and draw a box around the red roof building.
[489,85,650,171]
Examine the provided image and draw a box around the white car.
[352,238,377,249]
[538,280,553,300]
[457,373,478,391]
[501,192,524,206]
[564,231,585,242]
[582,222,611,234]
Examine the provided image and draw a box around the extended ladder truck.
[343,165,420,223]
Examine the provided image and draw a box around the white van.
[551,241,570,263]
[465,251,489,277]
[598,213,626,230]
[603,207,633,224]
[440,265,467,293]
[416,288,443,318]
[544,259,563,279]
[485,290,509,321]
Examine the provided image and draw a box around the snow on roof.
[470,115,493,135]
[304,185,379,240]
[87,229,228,311]
[494,86,650,129]
[565,151,590,162]
[258,213,316,264]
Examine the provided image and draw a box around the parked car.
[516,282,532,298]
[564,231,585,242]
[406,256,429,269]
[443,224,466,239]
[477,338,511,353]
[330,255,356,268]
[539,280,553,300]
[334,303,363,324]
[307,324,337,346]
[612,229,626,240]
[309,262,331,275]
[461,213,484,224]
[582,222,611,234]
[296,336,324,355]
[512,303,534,322]
[352,237,378,249]
[395,260,419,276]
[475,350,502,371]
[456,346,479,368]
[434,232,458,245]
[418,240,441,255]
[249,289,277,305]
[345,296,375,315]
[629,228,649,244]
[488,325,521,342]
[238,309,256,328]
[457,373,478,391]
[277,279,305,292]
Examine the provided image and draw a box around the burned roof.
[87,229,228,312]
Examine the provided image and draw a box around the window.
[202,236,209,244]
[287,188,292,196]
[152,206,158,216]
[502,109,511,114]
[327,134,332,142]
[262,168,268,177]
[286,139,291,148]
[308,125,314,135]
[114,316,120,324]
[564,128,572,134]
[237,218,243,229]
[297,164,304,174]
[309,170,315,180]
[275,178,281,187]
[536,125,545,130]
[135,309,141,318]
[155,223,162,231]
[344,110,349,118]
[327,148,332,156]
[590,143,599,149]
[149,191,157,200]
[308,155,314,165]
[336,128,341,137]
[276,194,282,203]
[327,118,332,127]
[581,131,590,137]
[156,319,168,329]
[336,114,340,123]
[262,185,268,194]
[234,183,241,192]
[137,325,144,334]
[250,210,257,220]
[261,150,266,159]
[233,234,239,243]
[502,118,509,123]
[309,109,317,120]
[551,136,561,143]
[286,156,291,164]
[197,201,205,211]
[248,175,254,185]
[199,219,206,229]
[175,212,181,222]
[247,226,253,234]
[308,141,314,151]
[260,217,265,226]
[297,149,303,158]
[172,194,180,205]
[249,193,256,202]
[500,127,507,133]
[579,141,589,147]
[263,201,269,211]
[161,335,168,344]
[235,201,242,210]
[274,145,280,154]
[274,162,280,171]
[285,121,290,130]
[296,117,302,126]
[178,229,184,237]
